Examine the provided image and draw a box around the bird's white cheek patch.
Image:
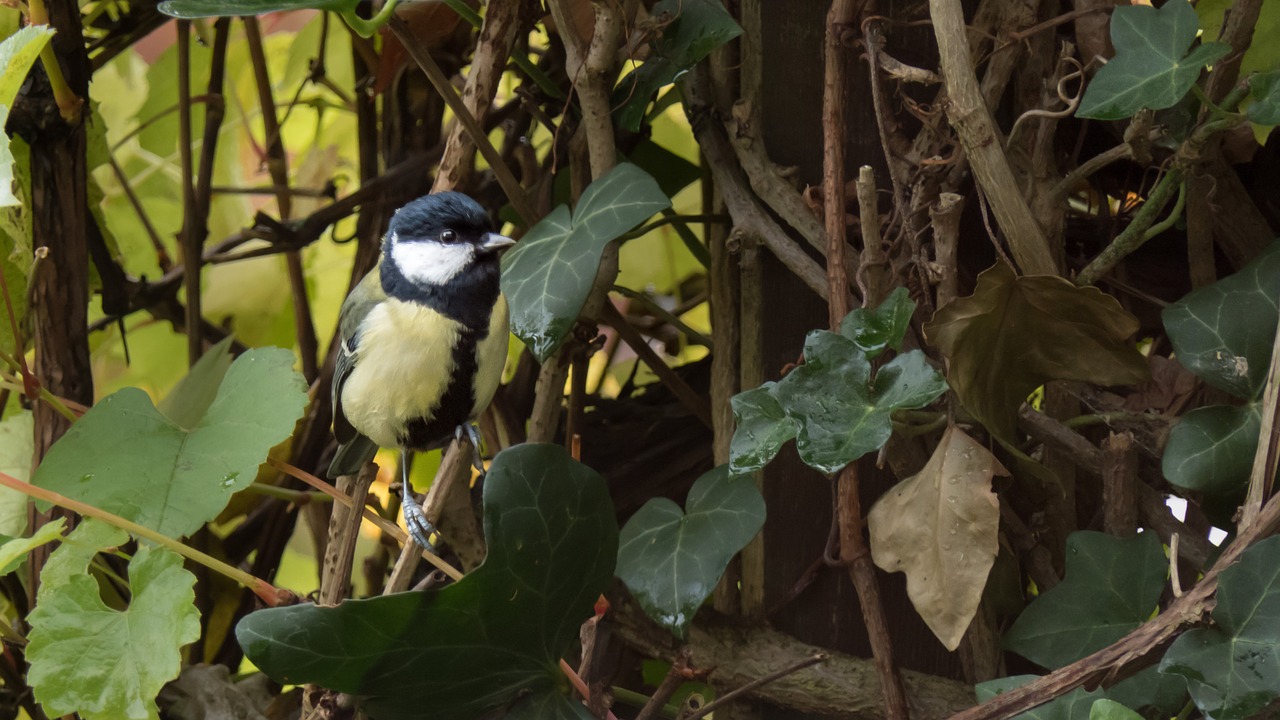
[391,239,474,285]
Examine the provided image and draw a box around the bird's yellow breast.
[340,296,508,450]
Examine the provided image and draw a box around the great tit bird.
[328,191,514,550]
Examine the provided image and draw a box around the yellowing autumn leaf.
[923,262,1148,442]
[868,426,1006,650]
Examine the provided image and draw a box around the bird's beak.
[480,233,516,252]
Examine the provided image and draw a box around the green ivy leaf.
[1088,699,1143,720]
[27,520,200,720]
[728,383,797,474]
[617,466,764,638]
[34,348,307,539]
[1162,242,1280,399]
[612,0,742,132]
[237,444,618,720]
[1004,532,1165,669]
[1159,535,1280,720]
[977,675,1105,720]
[840,286,914,359]
[1162,404,1260,498]
[1076,0,1229,120]
[776,336,947,474]
[501,163,671,361]
[1247,71,1280,126]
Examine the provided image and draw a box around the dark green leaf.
[1159,535,1280,719]
[1004,532,1165,669]
[27,520,200,720]
[840,286,914,359]
[977,675,1105,720]
[1076,0,1230,120]
[728,383,797,474]
[1106,667,1189,716]
[237,444,618,720]
[612,0,742,132]
[1162,403,1260,498]
[159,0,355,18]
[617,466,764,637]
[34,349,307,539]
[775,335,947,474]
[1162,242,1280,399]
[1247,71,1280,126]
[501,163,671,361]
[1088,699,1143,720]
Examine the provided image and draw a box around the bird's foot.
[401,484,437,552]
[459,423,486,476]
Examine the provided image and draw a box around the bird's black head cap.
[386,192,492,247]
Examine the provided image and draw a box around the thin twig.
[635,648,692,720]
[683,654,829,720]
[1076,169,1184,286]
[1240,297,1280,530]
[601,303,713,429]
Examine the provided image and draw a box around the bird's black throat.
[379,253,501,332]
[399,327,479,451]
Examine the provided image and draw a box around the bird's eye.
[440,230,458,243]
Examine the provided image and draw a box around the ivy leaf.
[1004,532,1165,669]
[612,0,742,132]
[1076,0,1229,120]
[237,444,618,720]
[501,163,670,361]
[1247,71,1280,126]
[840,286,914,359]
[1088,700,1143,720]
[868,426,1005,651]
[775,334,947,474]
[977,675,1105,720]
[34,348,308,539]
[1159,535,1280,720]
[1162,242,1280,399]
[728,384,798,474]
[924,262,1148,443]
[1162,404,1260,499]
[27,520,200,720]
[617,466,764,638]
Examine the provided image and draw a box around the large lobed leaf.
[501,163,670,361]
[1004,531,1166,669]
[27,520,200,720]
[730,289,946,475]
[1076,0,1229,120]
[868,426,1005,651]
[34,347,307,539]
[612,0,742,132]
[617,465,764,637]
[1162,242,1280,399]
[1159,535,1280,720]
[924,262,1148,443]
[237,444,617,720]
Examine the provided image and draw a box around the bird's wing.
[331,266,384,446]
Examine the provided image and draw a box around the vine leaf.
[1162,242,1280,399]
[730,289,945,475]
[868,426,1005,651]
[924,262,1148,443]
[977,675,1106,720]
[617,466,765,637]
[728,384,798,474]
[501,163,670,361]
[237,444,617,720]
[612,0,742,132]
[33,348,308,539]
[1088,700,1144,720]
[1076,0,1229,120]
[1004,531,1166,669]
[0,518,64,575]
[840,286,914,359]
[1162,404,1260,500]
[1247,71,1280,126]
[0,26,56,207]
[0,411,33,536]
[1159,535,1280,720]
[27,520,200,720]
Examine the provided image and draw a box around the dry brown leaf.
[868,425,1007,651]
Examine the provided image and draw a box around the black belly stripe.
[400,328,479,450]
